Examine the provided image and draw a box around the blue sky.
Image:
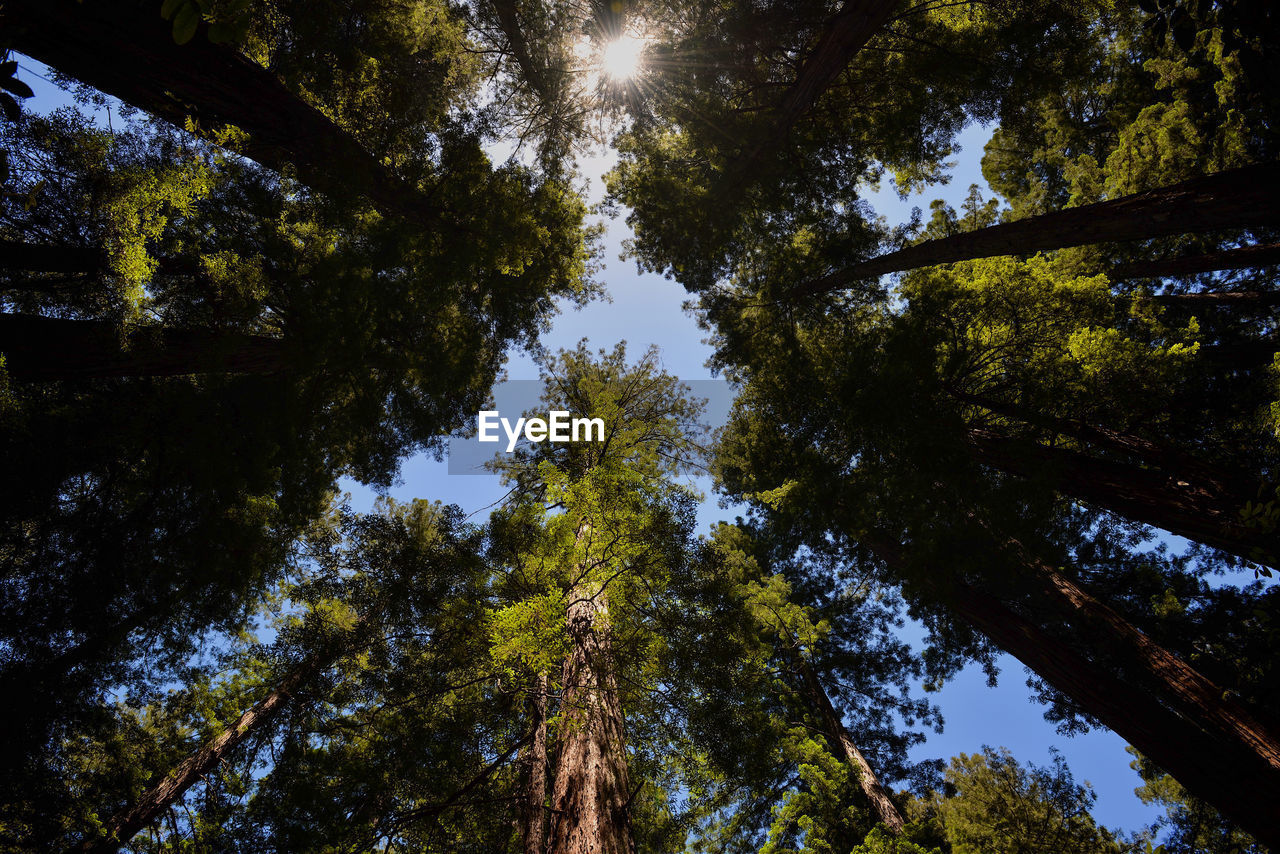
[15,55,1165,835]
[345,124,1167,833]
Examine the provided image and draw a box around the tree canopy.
[3,0,1280,851]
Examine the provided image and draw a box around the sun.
[600,33,645,82]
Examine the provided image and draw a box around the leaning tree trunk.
[790,162,1280,297]
[0,313,288,380]
[0,241,101,273]
[547,581,636,854]
[727,0,900,181]
[964,426,1280,568]
[1,0,443,222]
[67,648,341,854]
[520,671,550,854]
[1150,290,1280,309]
[1113,242,1280,279]
[796,659,905,833]
[866,535,1280,849]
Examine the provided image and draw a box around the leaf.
[172,3,200,44]
[160,0,184,19]
[1136,0,1159,12]
[0,77,34,100]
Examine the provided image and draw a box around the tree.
[0,93,592,825]
[926,747,1123,854]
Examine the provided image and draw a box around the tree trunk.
[521,670,550,854]
[1151,290,1280,309]
[0,241,101,273]
[0,313,288,380]
[965,426,1280,568]
[1113,243,1280,279]
[796,659,905,833]
[728,0,900,179]
[67,650,339,854]
[2,0,443,222]
[547,580,635,854]
[791,162,1280,297]
[866,535,1280,849]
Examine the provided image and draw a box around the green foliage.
[925,748,1123,854]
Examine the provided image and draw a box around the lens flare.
[601,34,645,81]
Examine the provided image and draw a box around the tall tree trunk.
[727,0,900,180]
[0,241,101,273]
[866,535,1280,849]
[1113,242,1280,279]
[1150,290,1280,309]
[67,650,341,854]
[2,0,443,222]
[521,670,550,854]
[0,313,287,380]
[790,162,1280,298]
[796,659,905,833]
[964,426,1280,568]
[547,581,635,854]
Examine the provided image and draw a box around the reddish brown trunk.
[729,0,899,178]
[965,426,1279,567]
[547,581,635,854]
[1,313,287,380]
[522,671,550,854]
[1114,243,1280,279]
[866,535,1280,849]
[791,162,1280,297]
[797,659,905,833]
[3,0,443,222]
[68,651,337,854]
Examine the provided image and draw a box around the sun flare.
[601,33,645,81]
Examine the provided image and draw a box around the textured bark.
[521,671,550,854]
[797,659,905,832]
[791,162,1280,297]
[727,0,899,182]
[68,652,337,854]
[1114,243,1280,279]
[547,581,635,854]
[866,535,1280,849]
[965,426,1280,568]
[3,0,442,221]
[0,313,287,380]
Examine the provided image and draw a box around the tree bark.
[548,519,635,854]
[521,670,550,854]
[67,650,339,854]
[796,659,905,833]
[2,0,443,222]
[727,0,900,180]
[790,162,1280,297]
[547,583,635,854]
[865,535,1280,849]
[965,426,1280,568]
[0,313,288,380]
[1113,243,1280,279]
